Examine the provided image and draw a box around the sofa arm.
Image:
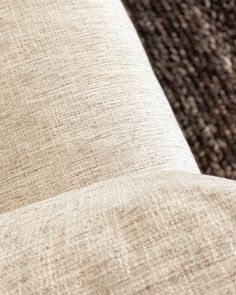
[0,0,198,213]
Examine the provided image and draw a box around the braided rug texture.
[123,0,236,179]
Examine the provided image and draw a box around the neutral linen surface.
[0,170,236,294]
[1,0,236,294]
[0,0,199,213]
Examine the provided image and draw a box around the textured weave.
[0,170,236,294]
[0,0,199,213]
[1,1,236,293]
[123,0,236,179]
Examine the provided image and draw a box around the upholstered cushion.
[1,0,236,294]
[0,0,199,213]
[0,169,235,294]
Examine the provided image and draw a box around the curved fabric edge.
[1,0,199,215]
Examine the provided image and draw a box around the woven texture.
[1,170,236,294]
[0,0,199,214]
[1,1,236,294]
[123,0,236,179]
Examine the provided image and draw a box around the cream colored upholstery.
[0,0,198,213]
[1,0,235,294]
[0,170,236,294]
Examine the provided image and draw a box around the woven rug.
[123,0,236,179]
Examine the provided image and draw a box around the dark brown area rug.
[123,0,236,179]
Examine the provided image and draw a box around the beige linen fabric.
[0,170,236,294]
[0,0,199,213]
